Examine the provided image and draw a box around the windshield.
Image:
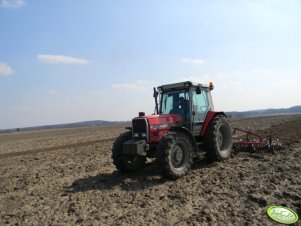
[160,89,190,118]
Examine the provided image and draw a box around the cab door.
[191,89,209,136]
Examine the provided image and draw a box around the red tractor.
[112,81,233,179]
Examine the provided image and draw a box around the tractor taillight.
[209,82,214,90]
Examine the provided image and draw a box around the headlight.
[134,133,147,138]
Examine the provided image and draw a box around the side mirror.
[196,85,201,94]
[153,88,158,98]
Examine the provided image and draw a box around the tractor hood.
[132,114,182,143]
[141,114,182,126]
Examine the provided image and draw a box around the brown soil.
[0,115,300,225]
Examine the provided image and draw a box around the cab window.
[160,89,189,118]
[192,89,208,122]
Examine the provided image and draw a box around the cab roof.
[157,81,210,91]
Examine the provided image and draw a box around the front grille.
[132,118,147,133]
[132,118,149,141]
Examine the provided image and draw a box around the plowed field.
[1,114,301,225]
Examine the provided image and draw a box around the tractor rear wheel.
[112,131,146,173]
[157,131,193,180]
[204,115,233,161]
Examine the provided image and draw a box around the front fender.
[169,126,199,153]
[200,111,227,137]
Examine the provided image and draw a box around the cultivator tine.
[232,127,281,154]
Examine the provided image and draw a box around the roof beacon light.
[209,82,214,90]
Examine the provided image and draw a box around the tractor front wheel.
[204,115,233,161]
[157,131,193,180]
[112,131,146,173]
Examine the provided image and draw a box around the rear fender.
[200,111,227,137]
[169,126,199,153]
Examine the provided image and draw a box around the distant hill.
[1,105,301,133]
[0,120,129,133]
[227,105,301,118]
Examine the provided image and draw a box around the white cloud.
[228,81,242,87]
[112,80,156,91]
[0,62,13,76]
[49,90,59,95]
[182,58,204,65]
[37,54,89,64]
[0,0,25,8]
[272,79,296,87]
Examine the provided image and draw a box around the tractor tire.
[204,115,233,162]
[157,131,193,180]
[112,131,146,173]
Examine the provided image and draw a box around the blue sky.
[1,0,301,129]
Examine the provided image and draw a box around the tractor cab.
[157,81,214,136]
